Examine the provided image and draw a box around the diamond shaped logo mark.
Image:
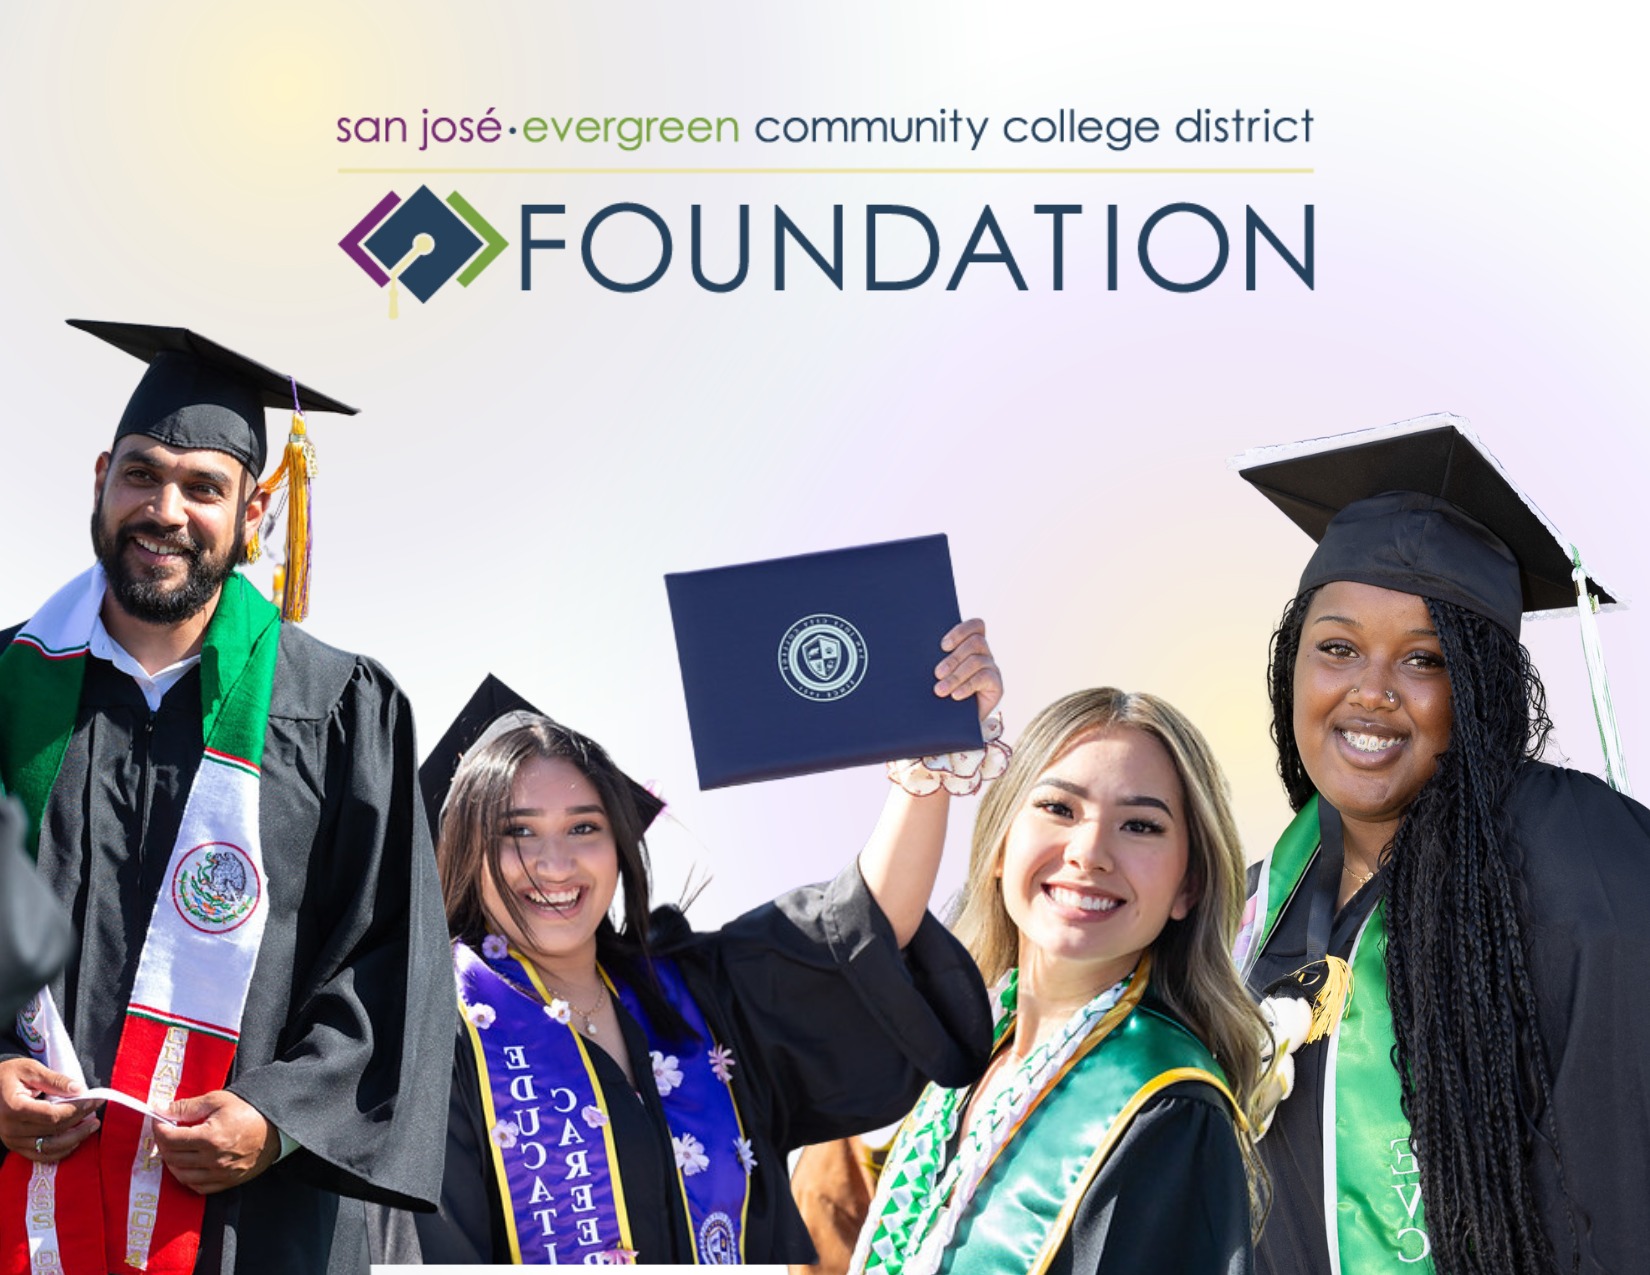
[339,186,509,311]
[363,186,481,303]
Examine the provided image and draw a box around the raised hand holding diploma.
[861,618,1005,948]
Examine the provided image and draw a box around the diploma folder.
[665,535,984,789]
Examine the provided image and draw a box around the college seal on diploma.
[777,614,868,701]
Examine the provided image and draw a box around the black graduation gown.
[0,623,453,1275]
[1043,1083,1252,1275]
[1247,761,1650,1275]
[370,861,994,1265]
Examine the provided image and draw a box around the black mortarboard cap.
[419,674,666,841]
[1229,414,1619,637]
[68,320,358,475]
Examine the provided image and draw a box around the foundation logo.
[777,614,868,702]
[340,185,508,316]
[172,842,262,934]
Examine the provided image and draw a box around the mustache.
[118,522,201,556]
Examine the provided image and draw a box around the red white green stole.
[455,941,752,1264]
[1241,798,1433,1272]
[0,566,281,1275]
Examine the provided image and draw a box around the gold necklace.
[487,957,611,1038]
[1343,860,1376,886]
[545,980,608,1037]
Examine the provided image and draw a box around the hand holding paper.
[0,1056,100,1163]
[152,1089,280,1195]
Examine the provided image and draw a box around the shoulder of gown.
[266,621,388,720]
[1057,1082,1253,1275]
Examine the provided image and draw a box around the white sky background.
[1,1,1645,940]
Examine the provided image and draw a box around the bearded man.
[0,322,449,1275]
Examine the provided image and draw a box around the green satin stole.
[1247,798,1433,1272]
[940,982,1235,1275]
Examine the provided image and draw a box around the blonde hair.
[951,688,1269,1227]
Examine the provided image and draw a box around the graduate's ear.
[1169,866,1201,921]
[242,474,270,533]
[93,451,112,507]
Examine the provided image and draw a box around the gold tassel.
[244,529,261,565]
[1281,956,1355,1042]
[258,411,317,622]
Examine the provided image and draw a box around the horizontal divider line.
[336,166,1315,176]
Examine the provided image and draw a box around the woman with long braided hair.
[1233,419,1650,1275]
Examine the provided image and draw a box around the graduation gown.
[1247,761,1650,1275]
[0,623,453,1275]
[1039,1083,1251,1275]
[371,862,994,1265]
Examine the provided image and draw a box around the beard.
[91,498,244,626]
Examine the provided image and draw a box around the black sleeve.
[675,859,993,1155]
[227,659,453,1211]
[1505,765,1650,1274]
[1059,1088,1254,1275]
[368,1025,506,1264]
[0,795,73,1027]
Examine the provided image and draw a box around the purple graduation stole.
[456,942,752,1264]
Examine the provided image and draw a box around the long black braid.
[1268,590,1577,1275]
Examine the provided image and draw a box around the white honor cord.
[1572,548,1633,797]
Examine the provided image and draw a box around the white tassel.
[1572,547,1632,796]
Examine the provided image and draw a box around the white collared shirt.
[88,614,202,712]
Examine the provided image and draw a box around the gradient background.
[2,3,1643,952]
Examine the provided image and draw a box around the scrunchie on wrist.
[887,711,1011,796]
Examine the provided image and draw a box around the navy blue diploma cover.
[664,535,984,789]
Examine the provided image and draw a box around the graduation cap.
[1228,413,1620,636]
[70,320,359,622]
[420,674,666,841]
[69,320,356,474]
[1231,413,1633,794]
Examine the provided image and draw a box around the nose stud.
[1385,690,1398,704]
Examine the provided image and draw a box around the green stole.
[940,986,1236,1275]
[1246,798,1433,1272]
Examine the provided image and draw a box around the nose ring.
[1385,690,1397,704]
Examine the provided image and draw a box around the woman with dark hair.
[1233,419,1650,1275]
[376,626,1001,1266]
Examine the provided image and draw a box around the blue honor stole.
[456,942,751,1264]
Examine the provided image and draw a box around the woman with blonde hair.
[849,688,1267,1275]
